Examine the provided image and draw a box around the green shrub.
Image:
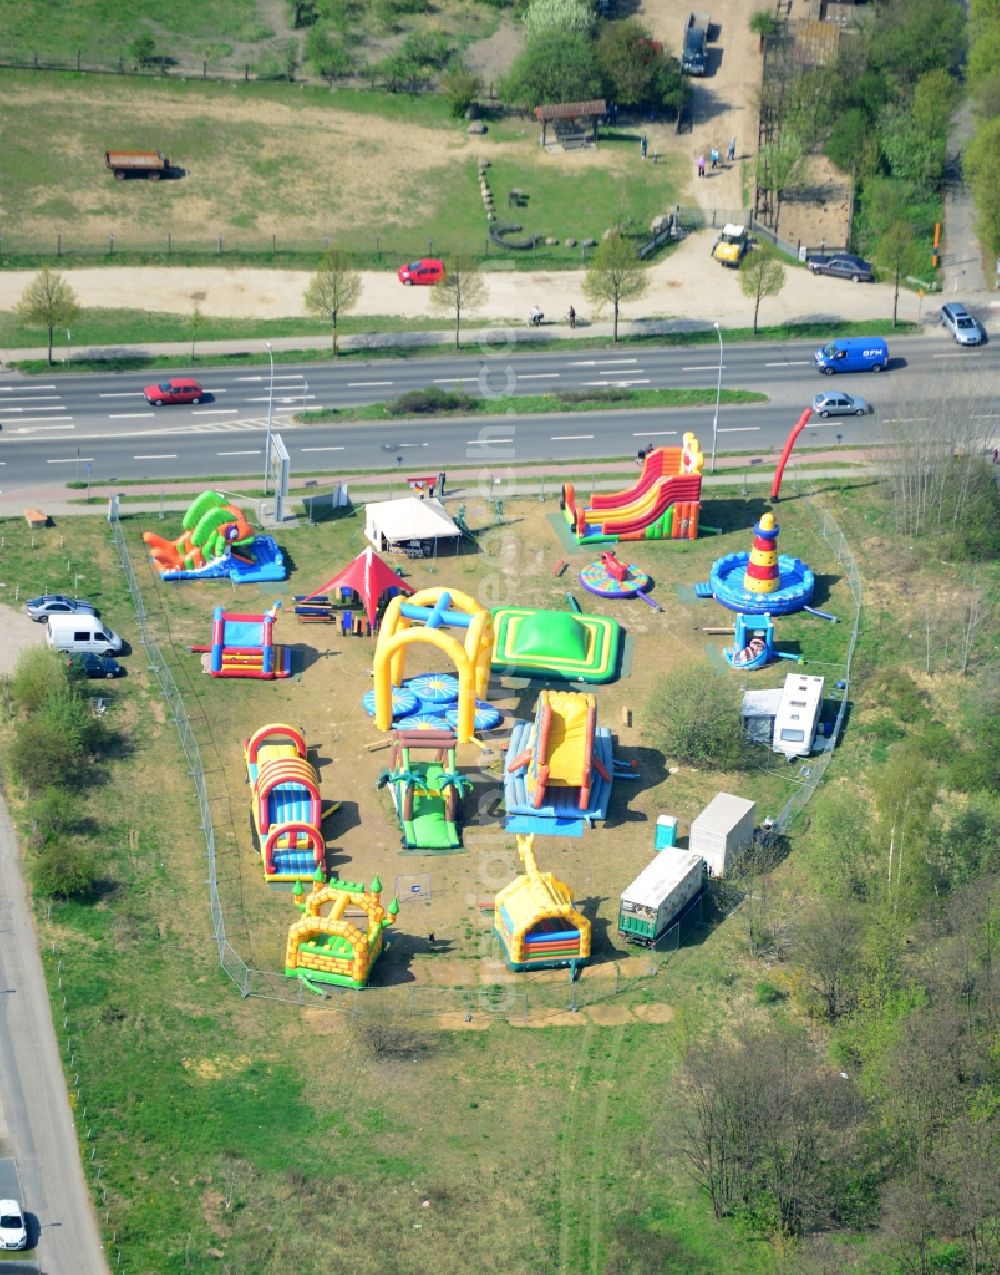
[388,387,479,415]
[443,66,483,117]
[400,31,452,69]
[29,840,102,900]
[305,27,352,79]
[9,648,69,715]
[27,788,83,844]
[644,663,750,771]
[754,980,786,1005]
[9,691,105,792]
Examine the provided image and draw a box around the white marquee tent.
[364,496,461,555]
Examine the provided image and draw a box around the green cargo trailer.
[618,850,705,947]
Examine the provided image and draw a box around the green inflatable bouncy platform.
[491,607,621,683]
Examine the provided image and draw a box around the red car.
[397,258,446,286]
[144,377,204,405]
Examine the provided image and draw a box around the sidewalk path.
[942,95,990,300]
[0,790,109,1274]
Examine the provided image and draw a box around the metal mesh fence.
[109,491,861,1017]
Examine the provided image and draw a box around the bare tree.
[304,247,362,355]
[582,231,649,342]
[15,267,81,366]
[739,246,786,334]
[792,900,862,1020]
[429,256,487,349]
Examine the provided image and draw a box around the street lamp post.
[711,321,723,474]
[66,328,72,365]
[263,341,274,497]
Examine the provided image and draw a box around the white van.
[46,613,124,656]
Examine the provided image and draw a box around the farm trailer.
[104,150,169,180]
[618,851,706,947]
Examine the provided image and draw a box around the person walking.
[727,137,736,162]
[697,154,706,178]
[710,146,719,170]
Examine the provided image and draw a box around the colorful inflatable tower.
[743,513,781,596]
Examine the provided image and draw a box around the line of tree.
[965,0,1000,267]
[5,649,116,899]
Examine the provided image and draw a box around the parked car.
[812,391,870,418]
[806,253,874,282]
[25,594,97,623]
[66,652,125,679]
[940,301,984,346]
[0,1199,27,1251]
[397,258,446,286]
[143,377,203,405]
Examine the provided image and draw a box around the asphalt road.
[1,333,997,487]
[0,797,108,1275]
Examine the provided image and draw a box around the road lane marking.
[300,446,345,452]
[631,430,678,436]
[244,395,316,403]
[1,395,63,403]
[133,453,177,460]
[597,367,644,375]
[99,391,146,398]
[192,408,239,415]
[518,373,560,380]
[432,377,468,384]
[108,412,155,419]
[569,358,637,366]
[718,426,761,433]
[217,449,260,456]
[681,364,725,371]
[551,433,595,440]
[582,379,650,386]
[47,456,94,463]
[10,419,75,427]
[1,383,56,391]
[765,360,811,366]
[396,441,427,447]
[348,380,394,387]
[3,405,67,412]
[466,438,514,445]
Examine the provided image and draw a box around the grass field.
[0,71,681,266]
[0,473,866,1273]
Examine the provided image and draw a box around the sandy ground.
[0,229,914,331]
[0,603,46,675]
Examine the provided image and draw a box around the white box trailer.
[689,792,756,877]
[618,851,705,946]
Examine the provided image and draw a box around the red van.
[144,377,204,405]
[397,258,446,286]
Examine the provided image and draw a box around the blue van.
[814,336,889,375]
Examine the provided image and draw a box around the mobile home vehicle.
[772,672,825,760]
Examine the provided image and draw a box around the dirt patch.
[0,603,47,675]
[583,1003,635,1025]
[633,1002,675,1023]
[465,17,524,85]
[775,153,852,253]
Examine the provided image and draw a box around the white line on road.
[300,446,345,452]
[108,412,155,419]
[348,380,394,387]
[1,383,56,391]
[244,395,316,403]
[765,360,811,367]
[551,433,595,440]
[99,391,145,398]
[972,413,1000,419]
[47,456,94,463]
[718,426,761,433]
[432,377,467,384]
[518,373,561,380]
[11,419,75,428]
[569,357,637,366]
[597,367,644,375]
[631,430,678,436]
[133,453,178,460]
[217,449,261,456]
[2,405,67,412]
[192,408,239,415]
[0,395,63,402]
[681,365,726,372]
[582,379,650,387]
[466,438,514,445]
[396,441,427,447]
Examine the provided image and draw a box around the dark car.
[143,377,203,405]
[25,594,97,622]
[66,652,125,679]
[807,253,874,282]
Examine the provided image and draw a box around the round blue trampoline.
[445,701,502,732]
[404,673,460,705]
[399,714,450,730]
[361,686,420,719]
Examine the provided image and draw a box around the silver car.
[812,391,869,418]
[940,302,983,346]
